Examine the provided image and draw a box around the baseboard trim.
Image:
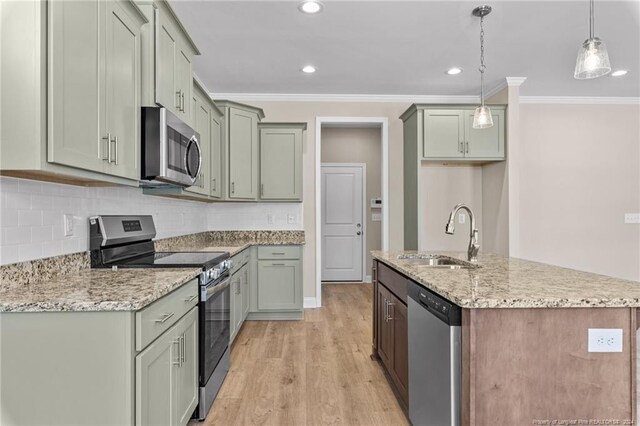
[304,297,318,309]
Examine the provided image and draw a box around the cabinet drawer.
[377,262,407,304]
[257,246,301,260]
[136,278,198,351]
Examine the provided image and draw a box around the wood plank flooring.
[197,283,408,426]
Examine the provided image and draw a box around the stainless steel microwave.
[141,107,201,187]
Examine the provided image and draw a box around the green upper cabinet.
[104,0,143,180]
[423,110,465,159]
[400,104,506,162]
[463,109,505,159]
[258,123,306,202]
[47,0,146,180]
[136,0,200,127]
[210,104,224,199]
[216,101,265,201]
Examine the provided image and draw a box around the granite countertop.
[0,231,305,313]
[0,267,202,312]
[372,251,640,308]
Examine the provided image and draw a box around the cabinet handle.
[185,294,198,303]
[384,298,388,323]
[180,334,185,365]
[372,266,377,283]
[176,90,182,110]
[173,339,181,366]
[181,92,185,112]
[271,263,286,266]
[459,141,464,153]
[465,141,469,154]
[272,252,285,255]
[212,178,216,191]
[387,301,394,322]
[155,312,175,323]
[114,135,118,165]
[101,133,111,161]
[231,182,235,194]
[261,183,264,196]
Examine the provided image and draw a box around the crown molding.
[208,93,480,103]
[506,77,527,87]
[484,80,508,99]
[520,96,640,105]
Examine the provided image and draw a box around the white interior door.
[321,165,364,282]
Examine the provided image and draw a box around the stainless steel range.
[89,215,231,421]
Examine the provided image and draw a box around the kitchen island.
[372,251,639,425]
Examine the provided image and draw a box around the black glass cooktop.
[116,251,229,270]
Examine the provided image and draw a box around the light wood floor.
[197,283,409,426]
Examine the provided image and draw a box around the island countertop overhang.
[372,251,640,309]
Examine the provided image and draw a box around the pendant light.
[472,5,493,129]
[574,0,611,79]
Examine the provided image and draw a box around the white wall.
[0,177,302,265]
[517,103,640,282]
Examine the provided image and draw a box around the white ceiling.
[170,0,640,97]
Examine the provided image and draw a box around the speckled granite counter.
[0,267,202,312]
[372,251,640,308]
[0,230,304,313]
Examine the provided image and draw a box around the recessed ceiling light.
[446,67,463,75]
[298,1,323,14]
[611,69,628,77]
[301,65,316,73]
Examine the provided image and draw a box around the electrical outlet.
[458,213,466,224]
[625,213,640,224]
[588,328,623,353]
[64,214,74,237]
[287,214,296,224]
[267,214,274,225]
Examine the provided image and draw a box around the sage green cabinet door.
[48,0,105,173]
[257,260,302,311]
[210,114,222,198]
[156,16,178,112]
[176,49,192,123]
[423,110,465,158]
[234,271,243,333]
[136,324,177,426]
[186,100,210,195]
[175,308,198,426]
[229,273,239,342]
[463,109,505,159]
[228,109,258,199]
[104,0,141,180]
[259,128,302,200]
[242,266,250,319]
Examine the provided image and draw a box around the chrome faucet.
[445,204,480,262]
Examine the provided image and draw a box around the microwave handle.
[184,136,202,183]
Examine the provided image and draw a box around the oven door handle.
[202,275,231,301]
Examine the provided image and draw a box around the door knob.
[356,231,362,236]
[356,223,361,228]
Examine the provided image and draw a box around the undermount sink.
[398,255,477,270]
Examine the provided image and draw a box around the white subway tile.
[31,226,53,243]
[4,227,31,245]
[18,243,43,262]
[0,209,18,227]
[18,209,42,227]
[5,192,31,210]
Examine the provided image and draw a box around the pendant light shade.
[574,37,611,79]
[574,0,611,79]
[472,5,493,130]
[473,105,493,129]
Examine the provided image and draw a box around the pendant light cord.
[590,0,594,39]
[479,14,486,106]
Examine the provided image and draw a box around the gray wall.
[321,126,382,278]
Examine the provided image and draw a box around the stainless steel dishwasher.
[408,280,462,426]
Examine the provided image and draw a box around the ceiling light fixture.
[472,5,493,129]
[298,1,323,14]
[301,65,316,73]
[446,67,463,75]
[611,69,628,77]
[574,0,611,79]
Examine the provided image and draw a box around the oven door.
[199,275,231,386]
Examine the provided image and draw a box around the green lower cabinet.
[230,270,243,343]
[257,260,303,311]
[242,265,250,319]
[136,306,198,426]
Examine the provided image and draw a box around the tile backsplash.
[0,177,303,265]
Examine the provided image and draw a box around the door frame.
[314,117,389,308]
[320,163,367,284]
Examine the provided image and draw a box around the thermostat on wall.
[370,198,382,209]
